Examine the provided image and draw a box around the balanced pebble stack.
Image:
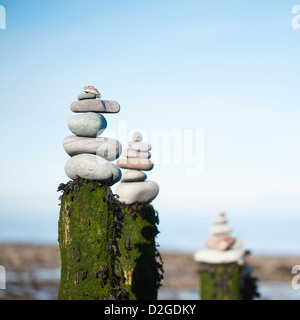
[194,212,244,264]
[115,131,159,204]
[58,86,128,300]
[193,212,259,300]
[63,86,122,186]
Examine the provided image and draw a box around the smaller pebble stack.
[116,131,159,204]
[194,212,245,264]
[63,86,122,186]
[206,212,236,251]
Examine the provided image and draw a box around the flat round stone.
[205,236,236,251]
[78,93,97,100]
[64,154,122,186]
[117,158,153,171]
[115,181,159,204]
[212,216,227,225]
[63,136,122,161]
[68,112,107,137]
[209,224,231,236]
[194,248,245,264]
[122,148,151,159]
[129,141,151,152]
[70,100,120,113]
[121,170,147,182]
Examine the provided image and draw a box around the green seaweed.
[57,177,128,300]
[199,263,240,300]
[116,203,164,300]
[199,262,260,300]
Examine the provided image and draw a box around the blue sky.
[0,1,300,247]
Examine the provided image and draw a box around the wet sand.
[0,243,299,300]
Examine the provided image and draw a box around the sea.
[0,211,299,256]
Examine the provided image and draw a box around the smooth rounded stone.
[117,158,153,171]
[122,148,151,159]
[63,136,122,161]
[115,181,159,204]
[64,154,121,186]
[133,131,142,142]
[205,236,236,251]
[209,224,231,236]
[78,93,97,100]
[128,141,151,152]
[212,216,227,225]
[70,100,120,113]
[121,170,147,182]
[194,248,245,264]
[68,112,107,137]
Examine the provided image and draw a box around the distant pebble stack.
[115,131,159,204]
[194,212,245,264]
[63,86,122,186]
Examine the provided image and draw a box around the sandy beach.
[0,243,299,300]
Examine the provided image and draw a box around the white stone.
[212,216,227,225]
[115,181,159,204]
[63,136,122,161]
[209,224,231,235]
[194,248,245,264]
[64,154,121,186]
[121,170,147,182]
[129,141,151,152]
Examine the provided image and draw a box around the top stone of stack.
[133,131,142,142]
[83,85,101,98]
[70,86,120,113]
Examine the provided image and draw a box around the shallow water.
[0,268,299,300]
[159,282,300,300]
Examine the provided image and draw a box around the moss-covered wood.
[199,263,240,300]
[57,177,128,300]
[116,203,164,300]
[199,262,259,300]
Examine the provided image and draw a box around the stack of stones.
[63,86,122,186]
[194,212,244,264]
[206,212,237,251]
[115,131,159,204]
[194,212,259,300]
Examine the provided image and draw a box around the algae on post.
[117,203,164,300]
[58,177,128,300]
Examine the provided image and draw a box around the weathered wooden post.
[58,86,128,300]
[115,131,163,300]
[194,212,259,300]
